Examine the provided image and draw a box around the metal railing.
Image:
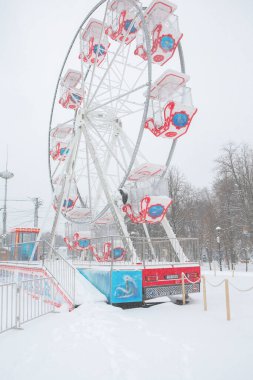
[0,282,17,333]
[43,242,76,305]
[69,235,200,266]
[0,277,55,335]
[0,240,76,306]
[1,240,48,262]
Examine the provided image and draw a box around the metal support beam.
[81,115,137,263]
[161,218,188,262]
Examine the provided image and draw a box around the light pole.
[216,226,222,271]
[0,170,14,246]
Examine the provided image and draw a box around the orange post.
[225,279,231,321]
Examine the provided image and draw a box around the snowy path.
[0,270,253,380]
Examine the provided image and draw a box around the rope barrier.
[229,282,253,292]
[201,275,253,321]
[205,277,253,292]
[185,277,201,284]
[206,279,225,287]
[181,273,201,284]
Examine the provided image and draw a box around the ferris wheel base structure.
[78,262,200,306]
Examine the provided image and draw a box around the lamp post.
[216,226,222,271]
[0,170,14,246]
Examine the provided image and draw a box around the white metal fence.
[0,282,17,333]
[43,244,76,305]
[69,236,200,266]
[0,239,76,307]
[0,277,55,335]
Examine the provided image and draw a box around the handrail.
[42,240,76,305]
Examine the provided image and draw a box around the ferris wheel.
[48,0,197,262]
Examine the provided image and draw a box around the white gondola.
[92,214,126,261]
[135,0,182,65]
[50,124,73,161]
[79,18,110,66]
[145,70,197,139]
[59,69,83,110]
[105,0,140,44]
[65,207,91,222]
[122,163,172,223]
[94,211,115,225]
[64,230,92,251]
[90,242,126,262]
[54,184,91,222]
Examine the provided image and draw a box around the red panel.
[142,266,201,287]
[11,228,40,233]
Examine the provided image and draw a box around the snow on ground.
[0,267,253,380]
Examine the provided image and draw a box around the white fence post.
[15,284,21,329]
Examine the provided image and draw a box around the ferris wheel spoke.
[86,15,139,109]
[118,98,144,108]
[81,123,117,203]
[120,128,149,163]
[84,137,93,214]
[106,52,113,107]
[113,99,144,116]
[108,61,131,92]
[86,115,127,173]
[93,146,117,214]
[117,135,130,172]
[85,0,110,106]
[119,107,146,119]
[116,62,148,114]
[87,83,148,114]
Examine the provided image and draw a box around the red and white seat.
[145,70,197,139]
[59,70,83,110]
[64,231,92,251]
[123,195,172,224]
[79,19,110,66]
[134,0,182,65]
[53,182,78,215]
[91,242,126,262]
[50,125,73,161]
[105,0,140,44]
[122,163,172,224]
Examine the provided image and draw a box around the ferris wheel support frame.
[81,118,137,263]
[48,0,191,264]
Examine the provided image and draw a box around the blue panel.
[111,270,142,304]
[78,268,111,300]
[11,242,36,260]
[160,35,175,51]
[172,112,189,128]
[21,242,35,259]
[147,204,164,218]
[78,268,142,304]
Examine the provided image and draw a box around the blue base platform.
[78,268,143,304]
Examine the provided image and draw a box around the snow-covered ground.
[0,267,253,380]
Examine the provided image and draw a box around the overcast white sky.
[0,0,253,232]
